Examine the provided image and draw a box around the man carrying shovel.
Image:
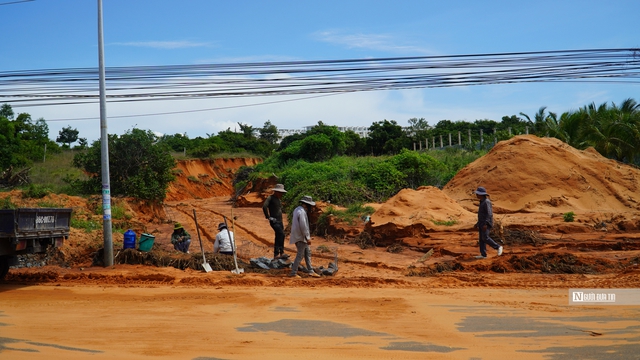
[288,195,321,278]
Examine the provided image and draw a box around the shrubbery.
[72,129,176,202]
[255,147,483,212]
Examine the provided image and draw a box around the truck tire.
[0,256,9,280]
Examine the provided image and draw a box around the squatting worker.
[473,186,503,259]
[171,223,191,253]
[214,222,235,256]
[288,195,321,278]
[263,183,287,259]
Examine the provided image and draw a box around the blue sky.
[1,0,639,142]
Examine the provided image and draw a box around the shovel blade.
[231,268,244,274]
[202,262,213,273]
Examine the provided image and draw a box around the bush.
[21,184,51,199]
[563,211,575,222]
[253,147,482,210]
[73,129,176,202]
[0,196,16,209]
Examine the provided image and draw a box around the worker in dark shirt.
[263,183,287,259]
[474,186,503,259]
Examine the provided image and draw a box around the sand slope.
[443,135,640,214]
[368,186,477,245]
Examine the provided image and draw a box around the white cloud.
[110,41,214,49]
[313,30,435,55]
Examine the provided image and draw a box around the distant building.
[278,125,371,142]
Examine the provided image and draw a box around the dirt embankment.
[166,157,261,201]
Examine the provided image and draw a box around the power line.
[42,93,342,122]
[0,0,34,6]
[2,48,639,109]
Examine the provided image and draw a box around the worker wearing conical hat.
[263,183,287,259]
[171,223,191,254]
[473,187,503,259]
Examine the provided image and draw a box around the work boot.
[308,272,321,278]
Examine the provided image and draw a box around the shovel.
[193,209,212,273]
[224,213,244,274]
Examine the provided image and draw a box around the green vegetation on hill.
[248,147,485,213]
[2,97,639,205]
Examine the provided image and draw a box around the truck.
[0,208,72,279]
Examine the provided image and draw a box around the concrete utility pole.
[98,0,113,267]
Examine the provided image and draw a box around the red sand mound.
[443,135,640,214]
[367,186,477,245]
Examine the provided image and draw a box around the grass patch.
[91,200,131,221]
[432,219,458,226]
[187,175,201,183]
[0,196,17,209]
[71,217,101,233]
[21,184,51,199]
[316,203,375,235]
[36,200,63,208]
[27,150,87,194]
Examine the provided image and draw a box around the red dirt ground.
[2,136,640,359]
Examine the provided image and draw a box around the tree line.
[1,97,638,203]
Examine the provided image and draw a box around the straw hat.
[271,184,287,193]
[299,195,316,206]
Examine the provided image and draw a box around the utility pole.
[98,0,113,267]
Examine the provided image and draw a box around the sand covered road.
[2,280,640,360]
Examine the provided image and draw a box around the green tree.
[366,120,407,155]
[76,137,88,150]
[73,128,176,202]
[343,130,366,156]
[305,122,347,156]
[0,104,14,120]
[407,117,431,144]
[299,134,333,162]
[259,120,280,146]
[56,126,79,148]
[520,107,550,135]
[238,123,255,138]
[159,133,191,153]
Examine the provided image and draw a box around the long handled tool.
[193,209,212,273]
[224,213,244,274]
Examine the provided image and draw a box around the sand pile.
[367,186,476,245]
[443,135,640,214]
